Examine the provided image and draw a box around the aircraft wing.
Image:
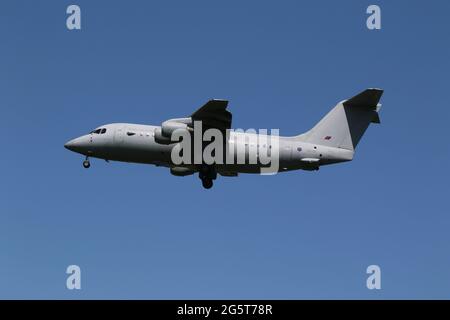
[191,99,232,131]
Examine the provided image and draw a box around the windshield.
[90,128,107,134]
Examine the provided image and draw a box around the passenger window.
[101,128,106,134]
[297,147,302,152]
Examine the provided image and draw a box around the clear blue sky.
[0,0,449,299]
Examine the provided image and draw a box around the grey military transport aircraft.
[65,88,383,189]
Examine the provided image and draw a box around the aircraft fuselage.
[64,122,353,175]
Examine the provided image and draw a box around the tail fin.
[297,88,383,151]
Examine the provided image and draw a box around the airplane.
[64,88,383,189]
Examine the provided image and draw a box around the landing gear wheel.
[83,159,90,169]
[201,178,213,189]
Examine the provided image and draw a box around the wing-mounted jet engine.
[154,117,192,145]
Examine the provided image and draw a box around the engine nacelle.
[154,127,173,145]
[161,120,189,137]
[170,167,195,177]
[155,117,192,145]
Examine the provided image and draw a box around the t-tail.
[296,88,383,151]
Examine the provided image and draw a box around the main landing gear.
[83,157,90,169]
[201,177,213,189]
[199,165,216,189]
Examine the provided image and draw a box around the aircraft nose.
[64,136,88,153]
[64,138,79,152]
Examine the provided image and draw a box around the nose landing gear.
[83,157,90,169]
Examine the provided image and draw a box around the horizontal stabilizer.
[371,104,382,124]
[343,88,383,109]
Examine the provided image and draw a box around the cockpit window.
[127,131,136,136]
[90,128,106,134]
